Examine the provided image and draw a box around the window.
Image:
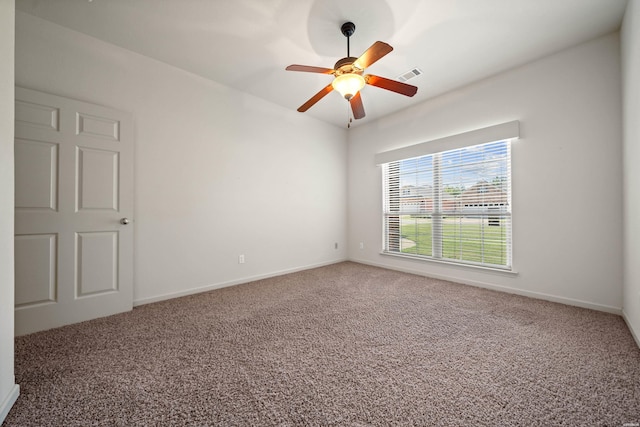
[381,138,513,270]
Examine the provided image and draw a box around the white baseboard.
[622,310,640,349]
[133,259,347,307]
[0,383,20,425]
[133,255,624,317]
[350,258,623,315]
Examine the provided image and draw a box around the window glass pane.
[400,214,432,256]
[440,215,510,266]
[398,156,432,216]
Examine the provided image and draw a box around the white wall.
[622,0,640,344]
[348,33,623,313]
[0,1,19,423]
[15,12,347,305]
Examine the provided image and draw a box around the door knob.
[120,218,130,225]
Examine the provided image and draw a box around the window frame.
[376,122,519,272]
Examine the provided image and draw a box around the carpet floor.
[4,262,640,426]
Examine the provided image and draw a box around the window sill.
[380,251,519,276]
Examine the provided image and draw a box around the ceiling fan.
[286,21,418,121]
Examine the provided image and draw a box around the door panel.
[14,139,58,210]
[76,112,120,141]
[76,231,118,297]
[15,99,59,132]
[76,147,119,211]
[14,234,57,308]
[14,87,134,336]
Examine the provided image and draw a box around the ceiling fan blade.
[365,74,418,97]
[297,84,334,112]
[353,41,393,70]
[286,64,335,74]
[350,92,365,119]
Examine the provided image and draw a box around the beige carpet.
[5,262,640,426]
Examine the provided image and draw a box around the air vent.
[398,68,423,82]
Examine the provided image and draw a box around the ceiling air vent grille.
[398,68,423,82]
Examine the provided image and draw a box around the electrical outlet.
[335,242,338,249]
[359,242,364,250]
[238,254,245,264]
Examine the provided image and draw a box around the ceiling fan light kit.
[286,21,418,125]
[332,73,365,100]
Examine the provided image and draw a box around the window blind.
[382,139,513,270]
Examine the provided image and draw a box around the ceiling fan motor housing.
[334,57,362,75]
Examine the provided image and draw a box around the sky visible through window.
[399,141,509,190]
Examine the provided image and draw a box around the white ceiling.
[16,0,628,129]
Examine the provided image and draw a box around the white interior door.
[14,87,134,336]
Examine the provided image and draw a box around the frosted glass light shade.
[332,74,365,100]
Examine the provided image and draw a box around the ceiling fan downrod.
[341,22,356,57]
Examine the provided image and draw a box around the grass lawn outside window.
[398,215,509,267]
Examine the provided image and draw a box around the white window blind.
[382,138,514,270]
